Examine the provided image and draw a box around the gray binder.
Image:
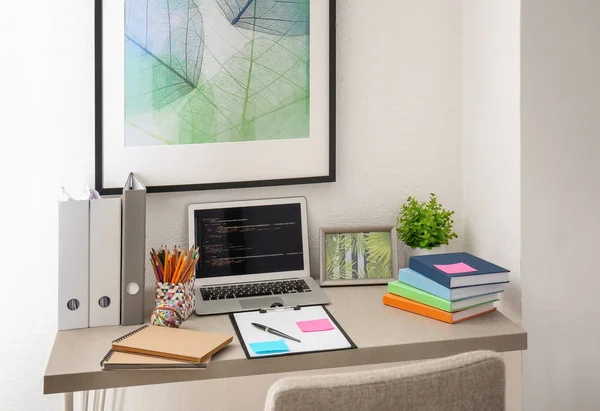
[121,173,147,325]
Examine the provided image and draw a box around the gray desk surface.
[44,286,527,394]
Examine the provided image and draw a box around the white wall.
[462,0,521,324]
[462,2,522,410]
[522,1,600,410]
[0,1,94,410]
[0,1,463,410]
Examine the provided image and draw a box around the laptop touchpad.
[240,297,284,309]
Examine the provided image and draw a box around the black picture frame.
[94,0,336,195]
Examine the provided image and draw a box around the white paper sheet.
[232,306,353,358]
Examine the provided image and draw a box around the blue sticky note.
[249,339,290,355]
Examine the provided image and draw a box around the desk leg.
[99,390,106,411]
[64,392,73,411]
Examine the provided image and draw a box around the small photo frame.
[320,226,398,286]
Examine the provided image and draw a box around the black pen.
[251,322,301,343]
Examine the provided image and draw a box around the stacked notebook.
[384,252,509,324]
[101,325,233,370]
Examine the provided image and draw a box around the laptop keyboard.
[200,279,311,301]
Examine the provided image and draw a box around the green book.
[387,281,499,312]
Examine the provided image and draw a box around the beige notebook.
[101,350,209,370]
[112,325,233,364]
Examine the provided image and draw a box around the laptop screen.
[193,203,304,279]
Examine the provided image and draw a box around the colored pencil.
[150,246,199,284]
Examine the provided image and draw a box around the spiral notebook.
[111,325,233,364]
[101,350,209,370]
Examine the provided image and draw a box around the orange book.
[383,293,496,324]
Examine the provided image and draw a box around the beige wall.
[522,0,600,409]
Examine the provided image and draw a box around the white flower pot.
[404,245,447,267]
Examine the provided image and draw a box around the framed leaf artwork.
[95,0,336,194]
[319,227,398,287]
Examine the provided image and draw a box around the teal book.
[387,281,499,312]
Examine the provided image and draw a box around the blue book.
[398,268,505,301]
[398,268,504,301]
[409,252,509,288]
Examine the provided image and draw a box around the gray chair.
[263,351,505,411]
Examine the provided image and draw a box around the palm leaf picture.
[324,231,393,281]
[124,0,310,146]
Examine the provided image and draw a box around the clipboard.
[229,305,356,359]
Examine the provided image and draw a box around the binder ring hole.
[67,299,80,311]
[126,282,140,295]
[98,296,111,308]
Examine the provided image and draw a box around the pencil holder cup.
[154,277,195,320]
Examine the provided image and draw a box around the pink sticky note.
[434,262,477,275]
[296,318,335,333]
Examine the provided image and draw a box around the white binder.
[89,198,122,327]
[58,200,90,330]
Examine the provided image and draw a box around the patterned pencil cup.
[154,277,196,320]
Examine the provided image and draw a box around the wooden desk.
[45,286,526,408]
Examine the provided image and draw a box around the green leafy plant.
[397,193,458,249]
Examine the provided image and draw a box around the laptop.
[188,197,330,315]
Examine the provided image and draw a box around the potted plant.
[397,193,458,264]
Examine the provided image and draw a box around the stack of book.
[384,252,509,324]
